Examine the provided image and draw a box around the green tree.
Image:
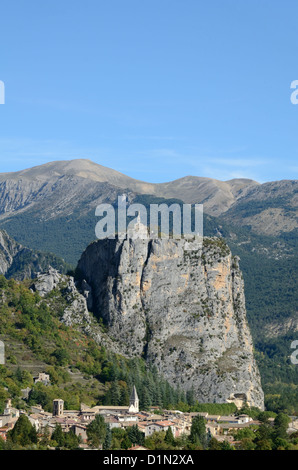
[234,427,255,441]
[110,381,121,406]
[208,437,221,450]
[141,388,152,410]
[0,274,8,288]
[186,387,195,407]
[14,367,23,383]
[220,440,235,450]
[145,431,172,450]
[165,426,175,446]
[120,387,129,406]
[63,430,80,450]
[274,437,290,450]
[51,424,65,447]
[21,370,33,387]
[87,415,107,448]
[255,439,273,450]
[273,413,290,440]
[40,425,51,447]
[121,436,132,449]
[7,414,37,447]
[103,425,112,450]
[127,425,145,446]
[255,423,273,442]
[189,415,207,448]
[52,348,70,366]
[238,438,256,450]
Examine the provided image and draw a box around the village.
[1,372,296,450]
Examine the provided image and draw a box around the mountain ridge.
[0,159,260,217]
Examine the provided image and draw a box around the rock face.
[31,268,92,327]
[30,268,110,352]
[0,229,69,280]
[31,267,62,296]
[77,236,264,409]
[0,229,47,280]
[0,229,22,275]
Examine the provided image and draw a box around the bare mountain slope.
[0,159,296,246]
[0,159,258,218]
[222,180,298,236]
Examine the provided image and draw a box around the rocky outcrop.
[30,268,107,348]
[0,230,69,280]
[77,236,264,409]
[60,276,93,327]
[31,268,91,326]
[0,229,22,275]
[31,267,62,296]
[0,229,49,280]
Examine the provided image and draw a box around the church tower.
[128,385,139,413]
[53,399,64,417]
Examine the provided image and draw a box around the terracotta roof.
[154,421,175,427]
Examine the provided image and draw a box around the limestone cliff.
[0,229,68,280]
[77,236,264,409]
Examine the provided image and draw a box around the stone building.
[53,399,64,417]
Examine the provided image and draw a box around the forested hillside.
[0,275,226,415]
[0,188,297,413]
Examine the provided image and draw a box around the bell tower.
[53,399,64,417]
[128,385,139,413]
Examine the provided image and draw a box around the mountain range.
[0,160,296,244]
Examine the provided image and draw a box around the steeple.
[128,385,139,413]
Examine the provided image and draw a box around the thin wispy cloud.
[0,138,295,184]
[0,138,114,172]
[207,157,266,168]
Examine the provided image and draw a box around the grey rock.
[77,236,264,409]
[0,229,21,275]
[31,268,92,328]
[32,267,62,296]
[81,279,93,311]
[0,229,67,280]
[61,277,92,327]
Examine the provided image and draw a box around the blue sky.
[0,0,298,183]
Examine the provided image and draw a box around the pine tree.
[110,381,121,405]
[14,366,23,383]
[8,414,38,446]
[52,424,65,447]
[87,415,107,448]
[155,385,163,408]
[127,425,145,446]
[165,426,175,446]
[189,415,207,448]
[120,387,129,406]
[142,388,152,410]
[103,425,112,450]
[186,386,195,407]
